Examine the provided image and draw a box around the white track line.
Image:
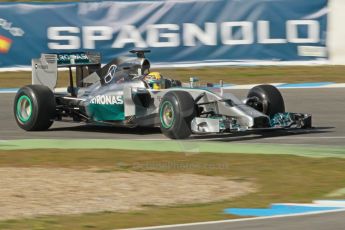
[122,208,345,230]
[224,83,283,90]
[314,200,345,207]
[315,83,345,88]
[223,83,345,90]
[2,83,345,95]
[186,135,345,142]
[265,136,345,140]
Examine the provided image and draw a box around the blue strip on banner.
[278,82,335,88]
[225,204,342,217]
[0,88,18,93]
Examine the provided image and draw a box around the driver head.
[144,72,164,90]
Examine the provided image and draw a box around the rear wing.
[56,52,101,67]
[32,52,101,90]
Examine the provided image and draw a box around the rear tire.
[14,85,56,131]
[159,91,196,139]
[247,84,285,116]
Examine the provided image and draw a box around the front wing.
[191,113,312,134]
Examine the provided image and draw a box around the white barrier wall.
[329,0,345,65]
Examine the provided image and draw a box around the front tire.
[247,84,285,116]
[159,91,196,139]
[14,85,56,131]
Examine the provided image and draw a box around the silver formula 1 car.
[14,50,312,139]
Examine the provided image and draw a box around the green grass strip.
[1,139,345,158]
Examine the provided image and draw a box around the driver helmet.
[144,72,164,90]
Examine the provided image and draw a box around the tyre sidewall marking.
[160,100,175,129]
[16,94,32,123]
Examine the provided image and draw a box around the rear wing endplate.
[32,52,101,90]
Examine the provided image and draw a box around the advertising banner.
[0,0,328,68]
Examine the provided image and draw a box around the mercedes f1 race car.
[14,50,312,139]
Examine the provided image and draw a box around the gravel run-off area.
[0,167,255,220]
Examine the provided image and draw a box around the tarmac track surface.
[1,88,344,146]
[1,88,345,229]
[128,210,345,230]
